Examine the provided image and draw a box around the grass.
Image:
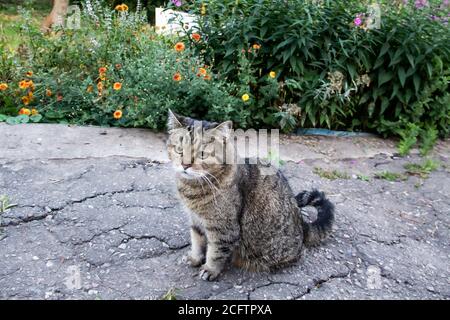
[313,167,350,180]
[0,195,17,213]
[404,159,440,179]
[161,288,178,300]
[0,0,51,50]
[374,171,407,182]
[356,174,370,181]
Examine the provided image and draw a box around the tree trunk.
[41,0,69,33]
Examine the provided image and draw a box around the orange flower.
[87,85,93,93]
[31,108,39,116]
[198,67,207,76]
[28,91,34,99]
[204,74,211,81]
[46,89,53,97]
[0,83,8,91]
[174,42,185,52]
[252,43,261,50]
[19,108,31,116]
[26,71,33,77]
[21,96,30,105]
[115,64,122,70]
[191,33,201,42]
[97,82,103,91]
[113,110,123,119]
[99,67,107,74]
[113,82,122,90]
[19,80,29,89]
[115,4,128,11]
[173,73,182,82]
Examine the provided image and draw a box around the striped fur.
[167,111,335,280]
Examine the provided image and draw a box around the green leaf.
[378,70,394,87]
[379,42,390,58]
[380,97,389,115]
[6,117,18,125]
[0,114,7,122]
[389,49,403,67]
[406,53,415,68]
[413,74,421,94]
[16,115,30,124]
[30,114,43,123]
[398,67,407,87]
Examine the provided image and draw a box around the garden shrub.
[0,1,247,129]
[0,0,448,153]
[177,0,449,142]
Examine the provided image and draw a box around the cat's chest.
[178,187,220,214]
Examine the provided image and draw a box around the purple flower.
[171,0,182,7]
[415,0,429,9]
[354,17,362,26]
[443,0,449,7]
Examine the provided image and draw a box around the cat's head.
[166,110,234,180]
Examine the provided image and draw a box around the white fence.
[154,8,198,34]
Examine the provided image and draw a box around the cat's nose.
[182,164,192,170]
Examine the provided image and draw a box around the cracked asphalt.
[0,124,449,300]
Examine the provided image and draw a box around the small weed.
[313,167,350,180]
[357,174,370,181]
[374,171,407,182]
[161,288,178,300]
[404,159,439,179]
[0,195,17,213]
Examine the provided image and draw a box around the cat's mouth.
[177,167,205,180]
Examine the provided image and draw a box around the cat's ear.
[214,121,233,138]
[167,109,184,130]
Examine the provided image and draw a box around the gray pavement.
[0,123,449,300]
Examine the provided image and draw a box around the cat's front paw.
[182,254,204,268]
[199,264,221,281]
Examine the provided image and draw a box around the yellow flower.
[31,108,39,116]
[113,82,122,90]
[0,83,8,91]
[19,108,31,116]
[113,110,123,119]
[26,71,33,77]
[201,4,207,15]
[269,71,276,78]
[87,85,93,93]
[21,96,30,105]
[28,91,34,99]
[252,43,261,50]
[242,94,250,102]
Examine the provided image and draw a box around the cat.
[167,110,335,281]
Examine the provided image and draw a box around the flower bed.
[0,0,449,154]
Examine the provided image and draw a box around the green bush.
[178,0,449,139]
[0,1,247,128]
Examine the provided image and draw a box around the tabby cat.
[167,111,334,281]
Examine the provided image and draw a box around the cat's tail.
[295,189,335,247]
